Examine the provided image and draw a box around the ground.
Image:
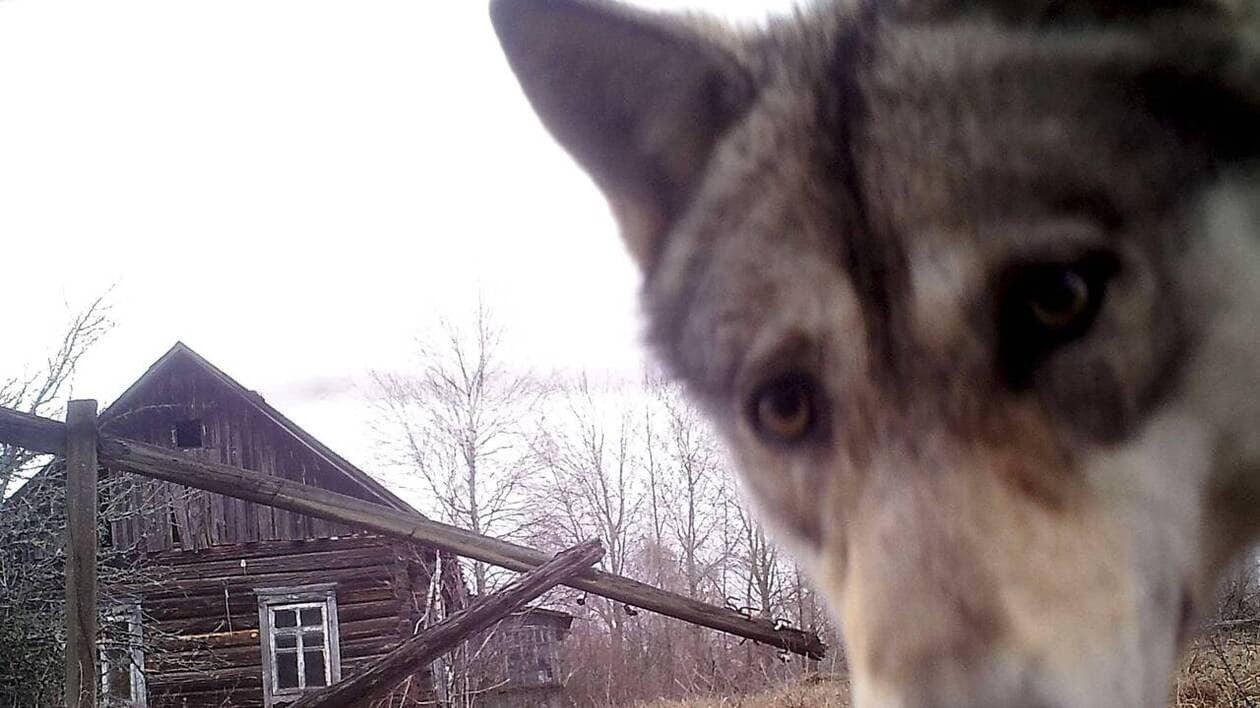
[636,675,851,708]
[636,631,1260,708]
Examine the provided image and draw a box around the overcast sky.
[0,0,794,477]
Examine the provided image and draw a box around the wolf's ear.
[490,0,754,271]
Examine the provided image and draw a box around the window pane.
[276,652,299,689]
[104,647,132,699]
[299,607,323,627]
[303,649,327,687]
[303,630,324,647]
[274,609,297,628]
[275,635,297,650]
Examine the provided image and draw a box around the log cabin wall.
[140,535,435,707]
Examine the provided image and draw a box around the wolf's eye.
[749,374,817,444]
[1026,268,1091,330]
[997,251,1120,387]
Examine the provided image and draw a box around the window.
[100,604,146,707]
[173,419,203,448]
[256,585,341,706]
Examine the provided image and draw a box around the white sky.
[0,0,793,476]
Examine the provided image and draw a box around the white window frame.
[99,603,147,707]
[256,584,341,707]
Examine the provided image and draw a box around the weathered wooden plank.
[158,609,404,659]
[391,550,416,640]
[146,636,406,691]
[291,540,604,708]
[0,406,827,658]
[209,481,226,546]
[156,482,175,550]
[131,477,150,552]
[240,424,261,543]
[160,627,261,651]
[227,420,251,543]
[186,490,207,551]
[105,469,134,551]
[147,544,392,579]
[151,687,263,708]
[158,595,402,637]
[143,573,391,609]
[139,479,165,552]
[172,486,193,551]
[65,400,98,708]
[0,405,68,454]
[149,616,399,674]
[142,574,395,620]
[181,616,393,656]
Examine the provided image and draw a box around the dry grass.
[636,632,1260,708]
[635,675,851,708]
[1174,630,1260,707]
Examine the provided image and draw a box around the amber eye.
[1026,268,1091,330]
[750,374,817,444]
[996,250,1120,389]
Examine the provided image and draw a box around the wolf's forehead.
[645,17,1216,408]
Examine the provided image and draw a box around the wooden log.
[147,534,391,566]
[0,405,68,454]
[0,405,827,658]
[65,400,99,708]
[289,540,604,708]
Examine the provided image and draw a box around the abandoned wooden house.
[4,342,574,707]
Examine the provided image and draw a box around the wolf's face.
[491,0,1260,705]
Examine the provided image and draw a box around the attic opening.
[173,419,204,448]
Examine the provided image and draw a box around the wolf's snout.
[827,450,1148,708]
[855,658,1057,708]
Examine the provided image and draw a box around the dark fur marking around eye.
[994,250,1121,390]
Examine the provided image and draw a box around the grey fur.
[491,1,1260,705]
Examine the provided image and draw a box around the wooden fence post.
[65,399,98,708]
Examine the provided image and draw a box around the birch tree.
[529,377,642,635]
[370,305,538,594]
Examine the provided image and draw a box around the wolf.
[490,0,1260,705]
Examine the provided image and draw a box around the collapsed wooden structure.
[0,379,825,706]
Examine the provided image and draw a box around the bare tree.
[1,295,112,496]
[655,384,728,602]
[369,304,538,595]
[529,376,643,636]
[737,506,782,622]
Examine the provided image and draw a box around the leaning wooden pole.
[0,406,826,658]
[290,540,604,708]
[64,400,99,708]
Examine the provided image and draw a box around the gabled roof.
[100,341,416,514]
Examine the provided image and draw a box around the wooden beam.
[1,405,68,455]
[0,406,826,658]
[65,400,98,708]
[290,540,604,708]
